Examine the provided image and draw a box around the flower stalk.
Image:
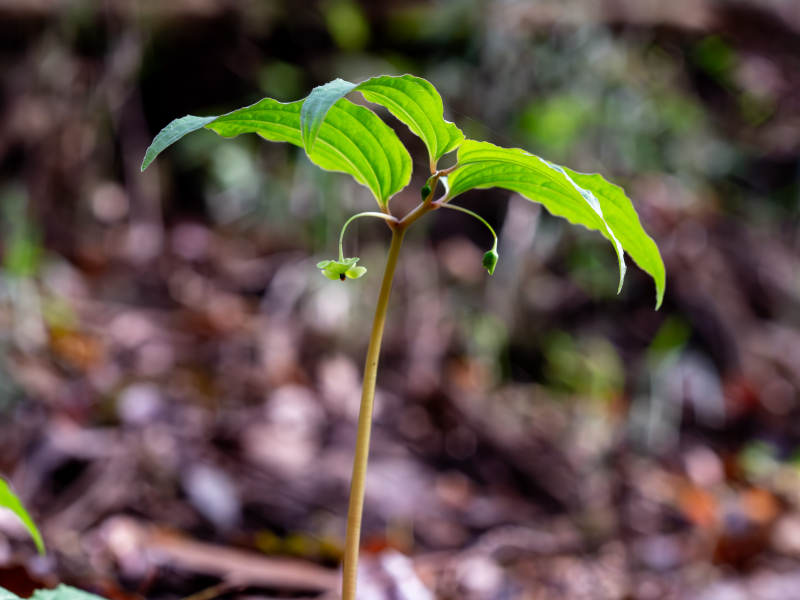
[338,212,398,263]
[432,201,499,274]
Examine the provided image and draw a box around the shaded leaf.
[140,115,216,171]
[446,140,664,307]
[0,478,44,555]
[300,75,463,170]
[300,79,357,154]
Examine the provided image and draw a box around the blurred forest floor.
[3,1,800,599]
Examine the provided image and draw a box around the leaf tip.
[654,285,665,311]
[140,149,155,172]
[616,256,627,295]
[33,536,46,556]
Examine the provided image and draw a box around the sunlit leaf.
[562,168,665,309]
[359,75,464,168]
[142,97,411,207]
[0,478,45,555]
[446,140,665,308]
[300,75,463,170]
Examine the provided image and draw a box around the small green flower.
[317,257,367,281]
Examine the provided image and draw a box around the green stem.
[432,201,497,243]
[437,163,459,176]
[342,226,405,600]
[339,212,398,262]
[340,197,496,600]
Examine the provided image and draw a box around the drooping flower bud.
[482,248,499,275]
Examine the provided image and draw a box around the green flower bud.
[482,248,499,275]
[420,184,432,201]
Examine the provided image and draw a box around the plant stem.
[342,225,405,600]
[340,191,442,599]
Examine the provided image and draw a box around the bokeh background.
[2,1,800,599]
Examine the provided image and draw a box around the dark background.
[2,1,800,599]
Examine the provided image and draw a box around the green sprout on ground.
[0,478,44,556]
[141,73,665,600]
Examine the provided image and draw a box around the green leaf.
[300,79,358,154]
[140,115,216,172]
[0,584,108,600]
[33,585,106,600]
[358,75,464,168]
[0,478,45,555]
[300,75,463,170]
[142,97,411,207]
[446,140,665,308]
[561,169,665,309]
[0,586,21,600]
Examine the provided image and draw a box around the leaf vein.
[361,83,439,158]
